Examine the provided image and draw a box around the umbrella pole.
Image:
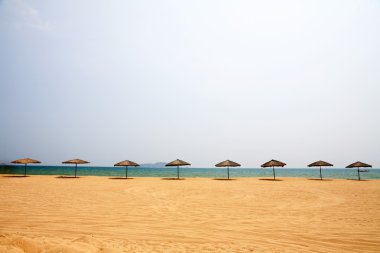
[272,166,276,180]
[358,167,361,181]
[24,164,27,176]
[126,166,128,179]
[320,166,322,180]
[177,166,179,179]
[75,164,77,178]
[228,167,230,180]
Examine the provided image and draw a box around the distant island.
[140,162,167,168]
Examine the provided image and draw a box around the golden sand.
[0,176,379,252]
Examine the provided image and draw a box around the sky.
[0,0,379,168]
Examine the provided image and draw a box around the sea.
[0,165,379,180]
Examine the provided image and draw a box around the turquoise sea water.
[1,165,379,180]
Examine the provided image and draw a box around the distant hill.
[140,162,167,168]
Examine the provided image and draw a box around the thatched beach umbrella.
[346,161,372,181]
[62,159,89,178]
[114,160,140,179]
[165,159,191,179]
[308,160,333,180]
[215,160,241,180]
[261,159,286,180]
[11,158,41,176]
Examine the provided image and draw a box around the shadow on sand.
[259,178,283,181]
[2,175,29,178]
[56,176,80,179]
[109,177,134,180]
[307,178,333,181]
[161,178,185,180]
[346,178,369,181]
[213,178,237,181]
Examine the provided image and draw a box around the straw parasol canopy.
[114,160,140,179]
[308,160,333,180]
[215,160,241,180]
[346,161,372,181]
[165,159,191,179]
[62,159,89,178]
[11,158,41,176]
[261,159,286,180]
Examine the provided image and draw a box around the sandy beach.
[0,176,379,252]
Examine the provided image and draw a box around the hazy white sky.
[0,0,379,167]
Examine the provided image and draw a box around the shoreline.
[1,174,379,180]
